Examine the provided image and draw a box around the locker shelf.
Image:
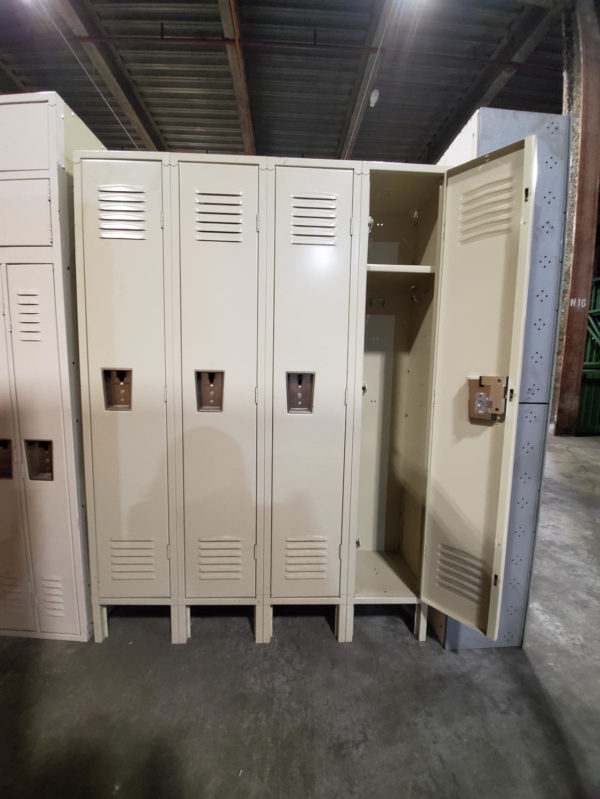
[367,263,434,274]
[354,551,418,604]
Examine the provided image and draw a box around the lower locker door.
[80,159,170,598]
[271,166,354,598]
[7,264,80,635]
[0,305,35,632]
[179,162,258,598]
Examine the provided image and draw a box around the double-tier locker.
[0,92,102,640]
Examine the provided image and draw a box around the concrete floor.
[0,435,598,799]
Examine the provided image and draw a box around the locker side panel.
[0,297,35,632]
[80,159,170,599]
[179,162,258,599]
[7,264,79,634]
[271,166,353,598]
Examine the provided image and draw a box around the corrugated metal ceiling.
[0,0,566,162]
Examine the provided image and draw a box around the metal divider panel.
[421,145,531,637]
[0,298,35,631]
[7,264,79,634]
[81,159,170,598]
[179,162,259,599]
[271,166,354,599]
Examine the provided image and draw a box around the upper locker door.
[80,159,170,599]
[271,166,354,598]
[179,162,259,599]
[0,285,35,632]
[421,141,534,638]
[7,264,80,635]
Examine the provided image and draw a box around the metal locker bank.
[75,133,545,645]
[0,92,102,640]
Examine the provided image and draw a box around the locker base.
[91,602,182,643]
[342,601,429,643]
[264,601,348,643]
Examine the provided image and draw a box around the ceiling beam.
[52,0,163,150]
[218,0,255,154]
[426,1,569,162]
[340,0,400,159]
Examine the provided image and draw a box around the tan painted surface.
[422,144,532,636]
[179,162,258,598]
[80,158,170,598]
[271,166,354,598]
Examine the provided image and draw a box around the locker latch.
[286,372,315,413]
[468,376,508,422]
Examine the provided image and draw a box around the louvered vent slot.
[198,537,242,580]
[0,574,26,615]
[41,576,65,618]
[195,191,243,243]
[284,536,327,580]
[16,290,41,342]
[291,193,337,245]
[110,539,155,580]
[436,544,488,604]
[98,184,146,240]
[459,177,514,244]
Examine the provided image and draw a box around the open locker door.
[421,140,535,639]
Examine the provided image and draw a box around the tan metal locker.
[0,297,35,632]
[179,161,259,599]
[7,264,80,634]
[0,92,102,642]
[271,166,354,599]
[79,158,170,599]
[421,143,533,638]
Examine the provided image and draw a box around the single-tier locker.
[75,141,537,646]
[0,92,102,640]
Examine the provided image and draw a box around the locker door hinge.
[163,385,167,403]
[256,213,260,232]
[350,217,355,236]
[166,544,171,560]
[255,386,259,404]
[253,544,257,560]
[160,209,164,229]
[338,544,343,559]
[344,388,349,405]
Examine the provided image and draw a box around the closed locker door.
[80,160,170,598]
[180,162,258,598]
[7,264,79,635]
[0,291,35,632]
[271,166,354,598]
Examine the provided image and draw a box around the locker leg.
[414,602,428,642]
[255,603,273,644]
[340,603,354,643]
[335,604,351,643]
[170,605,188,645]
[186,606,191,640]
[93,604,108,643]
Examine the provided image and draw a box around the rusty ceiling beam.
[555,0,600,434]
[217,0,255,155]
